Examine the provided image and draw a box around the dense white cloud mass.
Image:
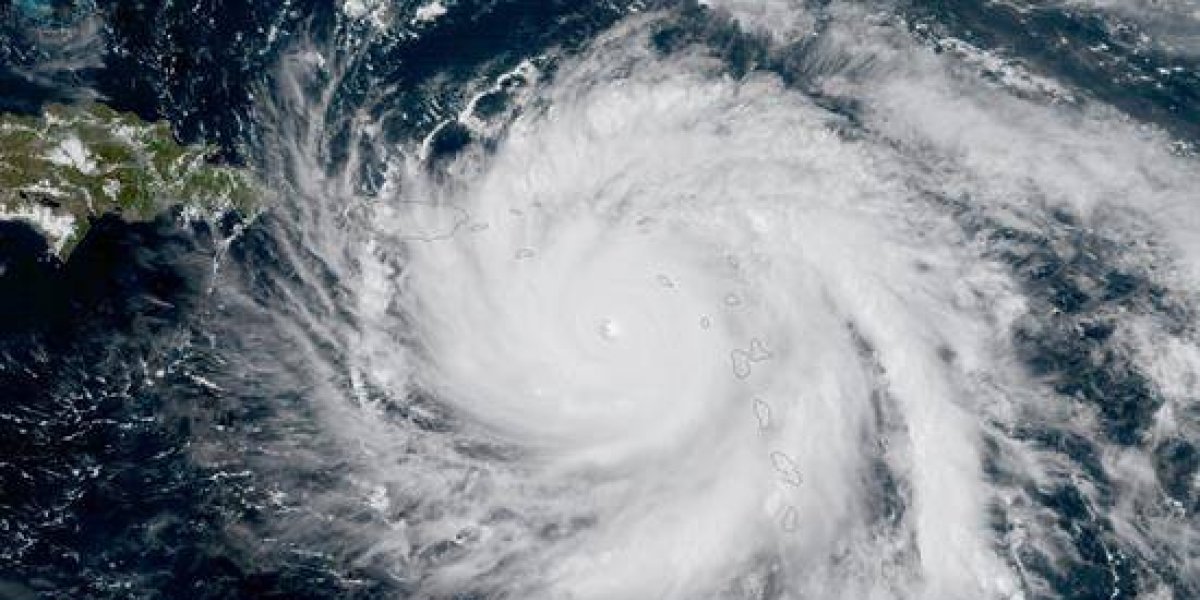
[239,2,1200,598]
[698,0,817,39]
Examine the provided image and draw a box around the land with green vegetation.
[0,102,259,258]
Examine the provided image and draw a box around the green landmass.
[0,102,259,258]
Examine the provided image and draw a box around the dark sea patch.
[94,0,322,161]
[0,0,104,111]
[947,204,1196,597]
[903,0,1200,144]
[0,216,363,599]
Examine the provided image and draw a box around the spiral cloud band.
[230,2,1200,599]
[377,32,1018,597]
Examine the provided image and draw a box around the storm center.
[598,317,621,340]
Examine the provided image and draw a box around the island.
[0,102,259,258]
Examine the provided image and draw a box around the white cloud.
[245,3,1200,598]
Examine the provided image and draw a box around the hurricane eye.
[598,317,621,340]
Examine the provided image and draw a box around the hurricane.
[2,0,1199,599]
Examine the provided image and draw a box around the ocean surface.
[1,1,1199,598]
